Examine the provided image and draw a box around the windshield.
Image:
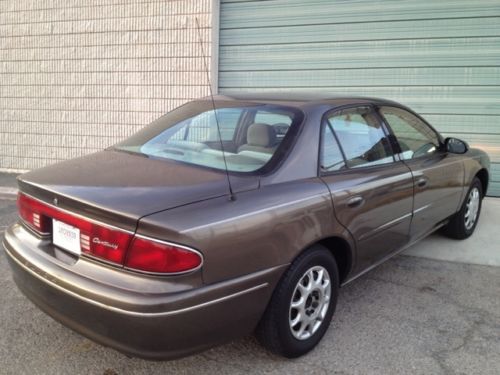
[114,101,303,173]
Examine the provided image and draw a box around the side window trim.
[319,104,399,176]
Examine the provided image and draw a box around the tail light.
[125,236,202,274]
[18,193,133,264]
[17,192,202,274]
[18,192,51,233]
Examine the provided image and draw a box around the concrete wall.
[0,0,213,172]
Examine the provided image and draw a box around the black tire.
[255,245,339,358]
[443,177,483,239]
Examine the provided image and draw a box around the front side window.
[326,107,394,169]
[114,101,303,173]
[379,106,440,160]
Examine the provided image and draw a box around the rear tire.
[255,245,339,358]
[443,177,483,239]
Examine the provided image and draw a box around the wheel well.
[317,237,352,284]
[476,169,489,197]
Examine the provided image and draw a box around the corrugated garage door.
[218,0,500,196]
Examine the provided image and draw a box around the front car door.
[319,105,414,276]
[378,106,465,241]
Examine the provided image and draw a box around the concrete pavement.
[405,198,500,267]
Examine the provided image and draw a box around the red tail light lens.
[125,236,203,274]
[79,225,133,264]
[18,193,51,233]
[17,192,203,274]
[17,192,133,264]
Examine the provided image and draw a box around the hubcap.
[464,187,480,230]
[289,266,331,341]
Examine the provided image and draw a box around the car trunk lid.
[18,149,258,232]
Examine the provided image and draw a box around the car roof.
[201,92,402,109]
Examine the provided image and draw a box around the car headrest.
[247,123,277,148]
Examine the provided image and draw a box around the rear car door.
[378,106,465,241]
[319,105,414,275]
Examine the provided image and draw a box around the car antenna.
[195,17,235,201]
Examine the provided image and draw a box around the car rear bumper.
[2,223,285,360]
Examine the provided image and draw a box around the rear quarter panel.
[136,178,355,285]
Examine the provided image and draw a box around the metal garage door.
[218,0,500,196]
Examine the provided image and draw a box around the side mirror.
[445,137,468,154]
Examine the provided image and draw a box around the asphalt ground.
[0,173,18,199]
[0,173,18,189]
[1,198,499,375]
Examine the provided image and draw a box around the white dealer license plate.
[52,219,81,256]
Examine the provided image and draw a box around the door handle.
[416,177,428,188]
[347,196,364,208]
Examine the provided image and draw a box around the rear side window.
[379,106,440,160]
[320,122,346,172]
[326,107,394,169]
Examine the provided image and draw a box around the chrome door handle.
[416,177,428,188]
[347,196,364,208]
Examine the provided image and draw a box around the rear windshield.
[114,101,304,173]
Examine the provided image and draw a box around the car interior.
[137,107,295,172]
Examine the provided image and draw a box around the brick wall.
[0,0,212,171]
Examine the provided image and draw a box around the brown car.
[2,94,490,360]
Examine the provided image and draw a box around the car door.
[378,106,465,241]
[319,105,414,275]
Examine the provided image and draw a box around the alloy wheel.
[464,187,480,230]
[289,266,331,340]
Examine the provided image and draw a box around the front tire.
[255,245,339,358]
[443,177,483,239]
